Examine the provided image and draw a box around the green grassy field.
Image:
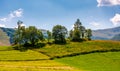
[35,40,120,58]
[0,60,79,71]
[0,47,79,71]
[0,40,120,71]
[0,50,49,61]
[55,52,120,71]
[0,46,13,51]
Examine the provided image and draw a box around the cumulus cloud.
[110,13,120,26]
[12,8,23,18]
[0,24,5,27]
[9,8,23,20]
[0,18,7,22]
[20,24,26,27]
[90,21,101,27]
[97,0,120,7]
[0,8,23,22]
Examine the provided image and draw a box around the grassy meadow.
[35,40,120,59]
[0,50,49,61]
[0,40,120,71]
[0,60,78,71]
[55,52,120,71]
[0,46,79,71]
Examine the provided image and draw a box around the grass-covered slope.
[0,46,79,71]
[0,60,77,71]
[55,52,120,71]
[35,40,120,59]
[0,40,120,71]
[0,50,49,61]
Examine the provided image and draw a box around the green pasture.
[0,50,49,61]
[0,46,13,51]
[0,60,79,71]
[0,40,120,71]
[35,40,120,58]
[55,52,120,71]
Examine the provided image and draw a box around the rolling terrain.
[0,26,120,46]
[0,40,120,71]
[0,28,10,46]
[92,26,120,40]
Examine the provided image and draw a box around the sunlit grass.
[55,52,120,71]
[35,40,120,58]
[0,50,49,61]
[0,46,13,51]
[0,60,80,71]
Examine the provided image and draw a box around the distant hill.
[0,27,15,45]
[0,27,48,45]
[0,26,120,46]
[111,34,120,41]
[92,26,120,40]
[0,28,10,46]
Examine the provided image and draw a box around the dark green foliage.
[47,30,52,43]
[52,25,68,44]
[85,29,92,40]
[25,26,43,46]
[72,29,81,41]
[13,21,44,50]
[69,19,92,41]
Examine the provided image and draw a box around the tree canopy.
[70,19,92,41]
[13,21,43,49]
[13,19,92,50]
[52,25,68,44]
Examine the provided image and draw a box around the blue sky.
[0,0,120,30]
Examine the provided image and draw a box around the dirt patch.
[0,42,10,46]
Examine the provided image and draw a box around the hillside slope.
[92,26,120,40]
[111,34,120,41]
[0,27,15,44]
[0,28,10,46]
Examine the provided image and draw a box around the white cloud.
[0,18,7,22]
[0,8,23,22]
[0,24,5,27]
[90,22,101,27]
[20,24,26,27]
[13,8,23,17]
[110,13,120,26]
[97,0,120,7]
[9,8,23,20]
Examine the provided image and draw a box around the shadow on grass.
[49,49,120,60]
[13,43,46,52]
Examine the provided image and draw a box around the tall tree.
[71,19,83,41]
[47,30,52,43]
[86,29,92,40]
[13,20,25,45]
[70,19,92,41]
[52,25,67,44]
[13,21,43,48]
[69,30,73,40]
[26,26,43,46]
[72,29,81,41]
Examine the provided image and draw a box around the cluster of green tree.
[69,19,92,41]
[13,20,44,50]
[13,19,92,49]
